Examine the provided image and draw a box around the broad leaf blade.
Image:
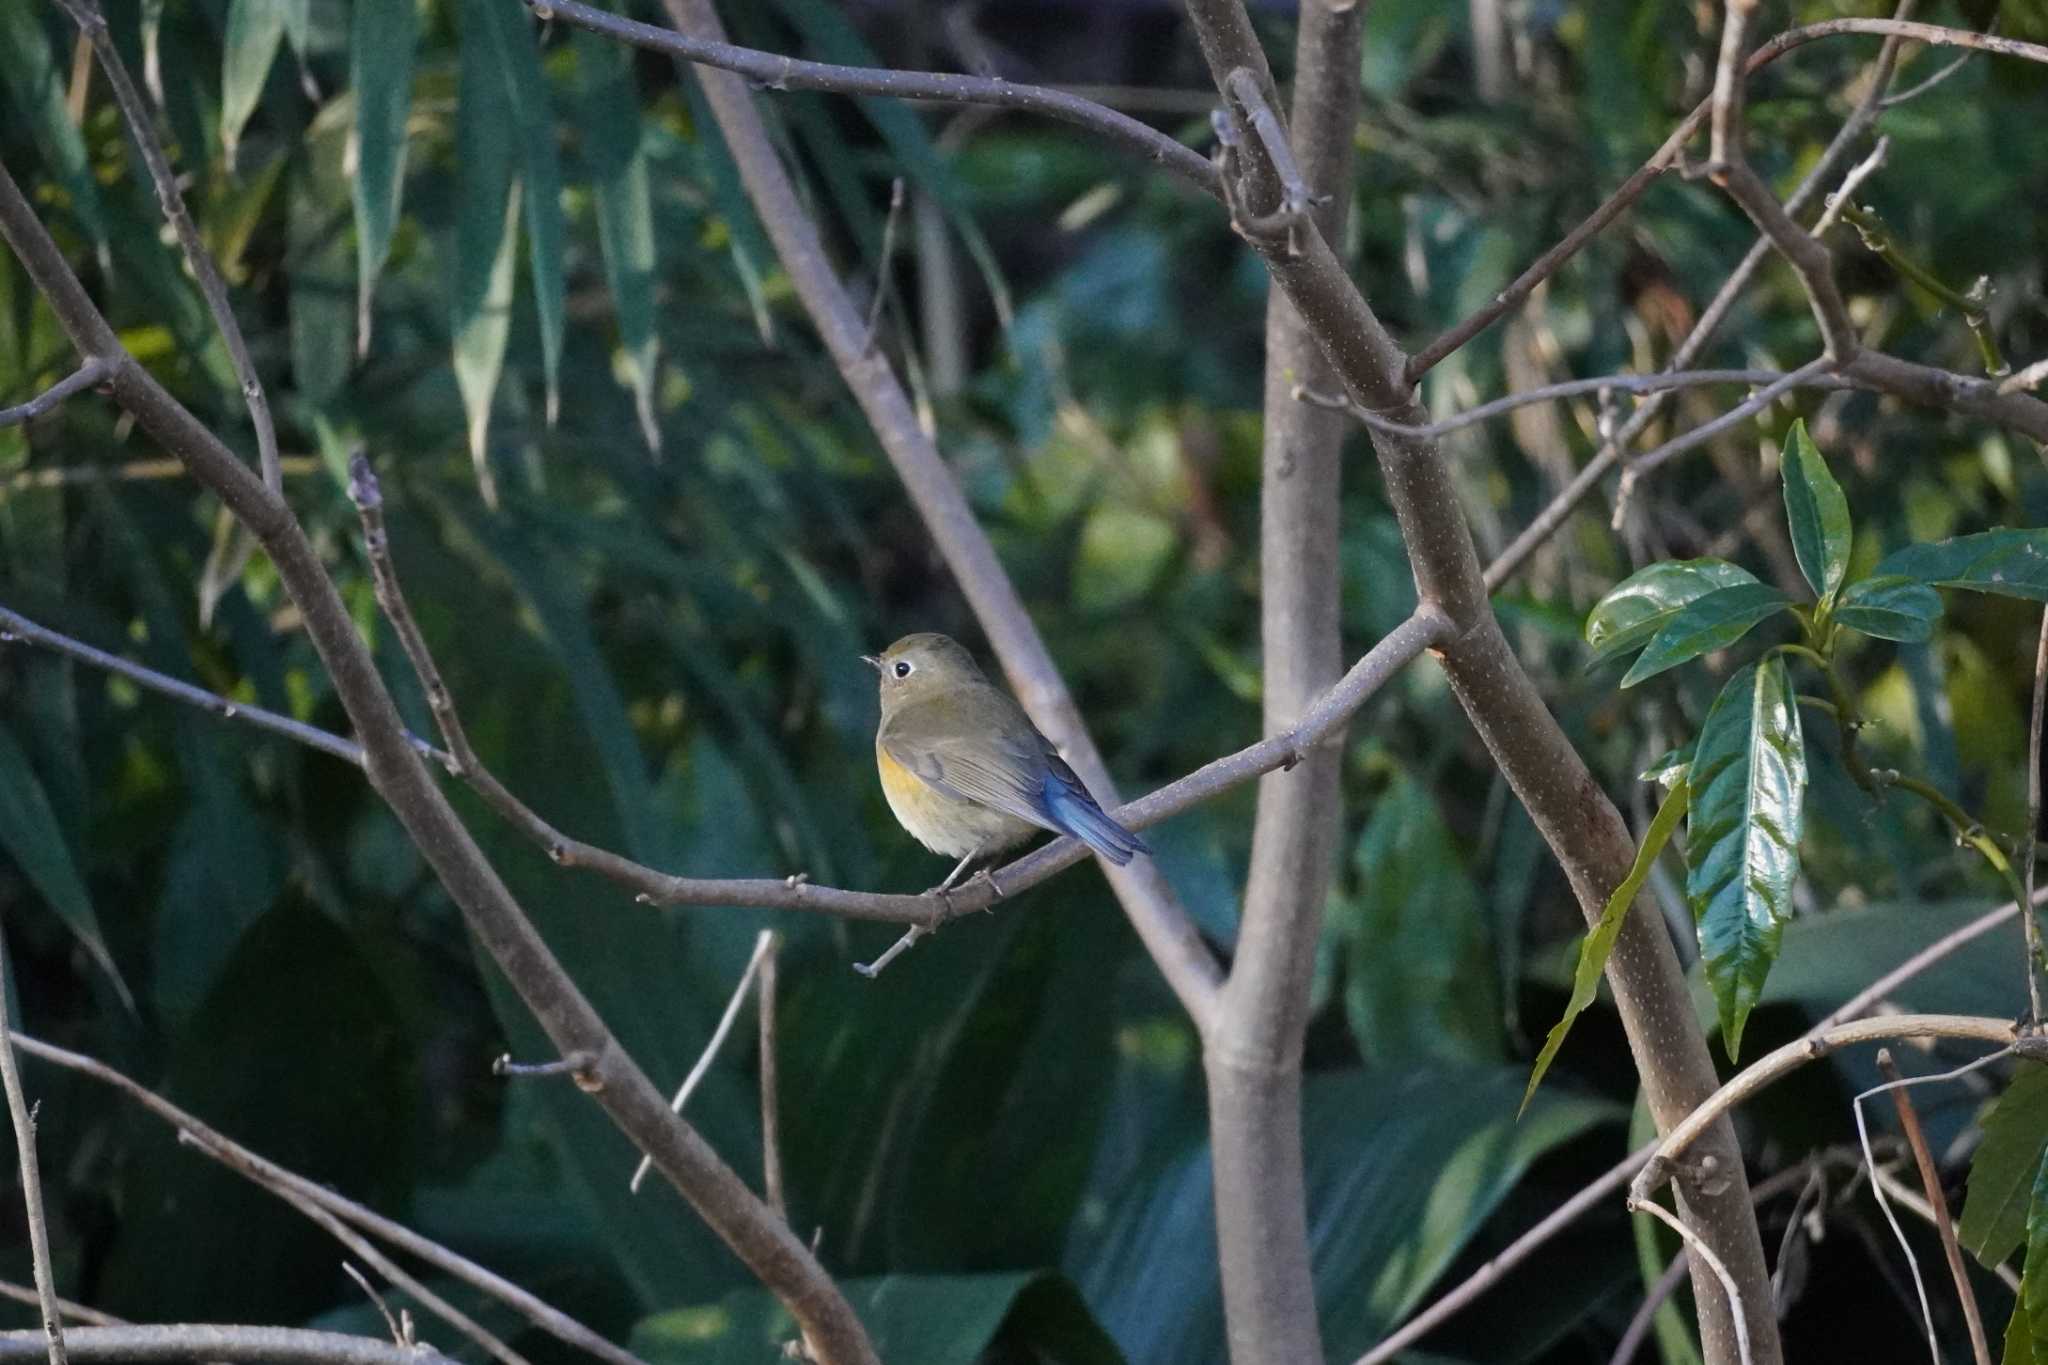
[1523,780,1688,1113]
[1585,558,1760,666]
[1684,657,1807,1058]
[1875,529,2048,602]
[221,0,286,168]
[349,0,419,353]
[1835,574,1944,642]
[0,726,128,1003]
[571,31,661,452]
[2022,1148,2048,1365]
[1963,1062,2048,1269]
[1620,582,1792,688]
[1781,418,1852,602]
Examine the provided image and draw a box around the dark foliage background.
[2,0,2046,1360]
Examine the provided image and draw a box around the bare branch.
[0,359,107,428]
[0,1285,119,1331]
[522,0,1217,196]
[1709,0,1760,175]
[1625,1200,1754,1365]
[0,1326,456,1365]
[50,0,283,496]
[758,934,787,1223]
[0,930,66,1365]
[630,931,775,1194]
[1874,1050,1992,1365]
[1755,19,2048,71]
[1610,1255,1693,1365]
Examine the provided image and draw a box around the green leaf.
[1781,418,1853,603]
[632,1271,1123,1365]
[2005,1290,2029,1365]
[571,31,661,452]
[1964,1063,2048,1269]
[1523,779,1687,1113]
[1640,746,1692,789]
[1875,529,2048,602]
[471,0,566,424]
[1685,658,1807,1058]
[1585,558,1760,666]
[289,122,352,407]
[1835,574,1945,642]
[0,5,108,251]
[349,0,418,353]
[451,8,522,505]
[0,725,127,1003]
[221,0,286,168]
[2020,1148,2048,1365]
[1619,581,1792,688]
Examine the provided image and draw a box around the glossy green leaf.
[0,725,126,1002]
[1639,746,1692,789]
[221,0,286,167]
[1875,529,2048,602]
[1619,582,1792,688]
[1834,574,1944,642]
[1585,558,1759,666]
[1068,1066,1619,1363]
[1685,658,1807,1058]
[1523,779,1687,1113]
[0,5,108,250]
[571,31,661,452]
[452,9,522,504]
[349,0,418,353]
[470,0,566,423]
[2021,1149,2048,1365]
[634,1271,1121,1365]
[1781,418,1853,602]
[1964,1063,2048,1269]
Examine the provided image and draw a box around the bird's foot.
[965,866,1005,910]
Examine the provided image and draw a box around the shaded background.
[2,0,2047,1359]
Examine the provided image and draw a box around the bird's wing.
[879,702,1060,834]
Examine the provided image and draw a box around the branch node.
[491,1052,599,1088]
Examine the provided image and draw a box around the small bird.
[866,632,1150,895]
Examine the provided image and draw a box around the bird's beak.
[861,654,882,672]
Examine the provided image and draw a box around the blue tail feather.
[1042,773,1150,865]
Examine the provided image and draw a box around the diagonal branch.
[0,927,66,1365]
[0,358,108,428]
[0,1327,457,1365]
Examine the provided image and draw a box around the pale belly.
[877,745,1037,858]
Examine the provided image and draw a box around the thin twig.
[1874,1050,1992,1365]
[50,0,283,496]
[2025,607,2048,1023]
[0,1284,120,1331]
[1626,1199,1754,1365]
[758,933,787,1223]
[0,359,108,428]
[0,929,67,1365]
[1610,1255,1693,1365]
[1882,47,1978,106]
[630,930,777,1194]
[1708,0,1760,175]
[6,1032,647,1365]
[1609,358,1833,526]
[520,0,1218,195]
[862,180,906,347]
[1872,1166,2023,1291]
[0,1325,458,1365]
[340,1265,407,1350]
[491,1052,598,1081]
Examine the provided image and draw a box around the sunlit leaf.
[1685,658,1807,1058]
[0,725,127,1004]
[1523,779,1687,1113]
[1585,558,1759,667]
[1834,574,1944,642]
[1781,418,1853,603]
[349,0,418,354]
[221,0,286,168]
[1875,528,2048,602]
[1639,746,1692,789]
[571,31,661,451]
[1964,1063,2048,1269]
[1619,582,1792,688]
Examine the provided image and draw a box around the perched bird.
[866,632,1150,894]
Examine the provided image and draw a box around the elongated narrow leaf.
[0,726,128,1003]
[1964,1063,2048,1268]
[1585,558,1760,666]
[571,31,661,452]
[1620,582,1792,688]
[221,0,286,167]
[1781,418,1853,602]
[1523,780,1688,1113]
[470,0,566,424]
[1685,658,1807,1058]
[1875,529,2048,602]
[2021,1149,2048,1365]
[1835,574,1944,642]
[350,0,418,354]
[0,5,108,250]
[290,120,353,408]
[452,5,522,505]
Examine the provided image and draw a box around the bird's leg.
[964,865,1006,907]
[927,846,981,898]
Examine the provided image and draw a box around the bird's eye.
[893,660,913,679]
